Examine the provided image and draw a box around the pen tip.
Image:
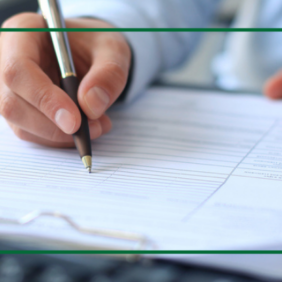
[82,156,92,173]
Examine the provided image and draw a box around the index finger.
[0,14,81,134]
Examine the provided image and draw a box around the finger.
[1,57,81,134]
[264,71,282,99]
[0,83,112,143]
[8,122,75,148]
[0,85,73,142]
[78,33,131,120]
[7,115,111,148]
[1,28,81,134]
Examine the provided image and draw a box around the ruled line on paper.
[1,87,281,251]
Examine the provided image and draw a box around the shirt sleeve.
[60,0,220,102]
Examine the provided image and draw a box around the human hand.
[0,13,131,147]
[264,71,282,99]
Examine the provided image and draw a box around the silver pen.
[38,0,92,173]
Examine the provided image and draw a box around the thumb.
[78,35,131,120]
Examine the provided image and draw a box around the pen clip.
[38,0,76,79]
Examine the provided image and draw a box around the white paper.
[1,87,282,278]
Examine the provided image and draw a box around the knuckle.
[1,16,18,29]
[34,87,55,115]
[117,37,131,57]
[104,33,130,56]
[103,62,128,90]
[0,93,16,120]
[2,13,41,29]
[2,60,20,88]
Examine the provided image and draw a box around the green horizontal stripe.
[0,250,282,254]
[1,28,282,32]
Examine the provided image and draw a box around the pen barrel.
[60,76,92,158]
[38,0,76,77]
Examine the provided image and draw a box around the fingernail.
[55,108,76,134]
[84,87,110,118]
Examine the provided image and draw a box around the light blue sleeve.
[60,0,220,101]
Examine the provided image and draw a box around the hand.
[0,13,131,147]
[264,71,282,99]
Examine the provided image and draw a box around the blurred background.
[0,2,275,281]
[0,0,245,90]
[0,0,38,22]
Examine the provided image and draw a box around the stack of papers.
[0,87,282,279]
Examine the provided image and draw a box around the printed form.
[0,87,282,254]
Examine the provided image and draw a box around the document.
[0,87,282,278]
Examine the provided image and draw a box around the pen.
[38,0,92,173]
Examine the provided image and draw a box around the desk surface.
[0,239,267,282]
